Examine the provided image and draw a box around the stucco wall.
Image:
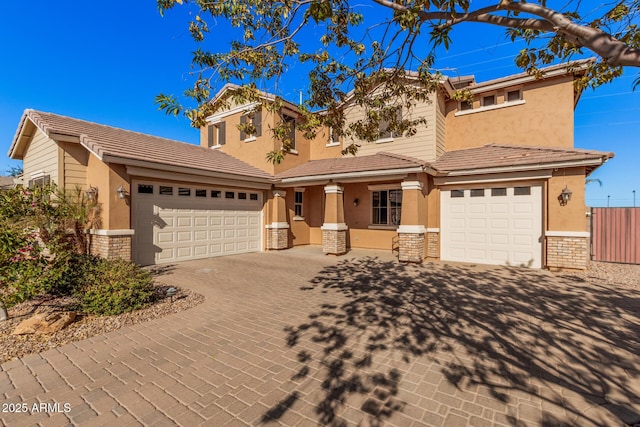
[547,167,587,232]
[445,76,575,151]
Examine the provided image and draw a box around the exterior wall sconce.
[85,186,98,201]
[116,185,128,200]
[353,198,359,207]
[560,185,573,206]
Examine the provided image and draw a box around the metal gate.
[591,207,640,264]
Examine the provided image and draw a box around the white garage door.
[440,185,542,268]
[132,181,262,265]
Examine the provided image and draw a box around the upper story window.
[240,111,262,141]
[377,107,402,142]
[372,189,402,226]
[482,94,496,107]
[506,89,522,103]
[459,101,473,111]
[327,127,341,146]
[207,122,226,147]
[283,114,296,151]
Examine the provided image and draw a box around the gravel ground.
[0,282,204,364]
[558,261,640,290]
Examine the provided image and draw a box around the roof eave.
[439,157,608,176]
[7,112,32,159]
[102,154,273,184]
[278,166,425,185]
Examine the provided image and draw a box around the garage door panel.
[177,247,192,258]
[194,230,208,241]
[513,202,534,214]
[491,204,508,214]
[469,233,486,244]
[451,218,466,228]
[491,218,508,229]
[450,232,466,242]
[491,234,508,245]
[513,218,533,230]
[469,248,487,259]
[157,232,174,244]
[441,186,542,268]
[469,204,486,214]
[470,218,486,228]
[132,181,262,264]
[177,231,192,242]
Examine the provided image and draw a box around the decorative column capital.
[273,190,287,198]
[401,181,423,191]
[324,184,343,194]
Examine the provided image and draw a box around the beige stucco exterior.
[11,65,605,268]
[547,167,587,232]
[445,76,576,151]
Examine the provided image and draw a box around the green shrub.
[75,259,155,316]
[0,258,48,309]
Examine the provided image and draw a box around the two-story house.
[7,61,612,269]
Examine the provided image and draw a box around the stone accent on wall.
[398,233,425,263]
[89,233,132,261]
[427,231,440,259]
[266,224,289,250]
[546,234,589,270]
[321,225,347,255]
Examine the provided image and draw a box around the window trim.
[240,111,262,142]
[506,88,523,103]
[283,114,297,152]
[375,106,402,143]
[370,188,402,227]
[482,94,497,107]
[293,189,304,220]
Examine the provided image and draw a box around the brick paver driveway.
[2,248,639,426]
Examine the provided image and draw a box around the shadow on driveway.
[265,257,640,426]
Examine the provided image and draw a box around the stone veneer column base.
[89,230,134,261]
[427,230,440,259]
[265,223,289,250]
[321,224,348,255]
[398,233,425,263]
[546,234,589,270]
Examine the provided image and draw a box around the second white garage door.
[132,182,262,265]
[440,185,542,268]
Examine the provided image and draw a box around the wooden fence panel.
[591,207,640,264]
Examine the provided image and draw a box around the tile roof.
[432,144,613,173]
[17,110,272,180]
[276,152,425,180]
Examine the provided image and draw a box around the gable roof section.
[432,144,613,176]
[8,110,272,181]
[276,152,425,183]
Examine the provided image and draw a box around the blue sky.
[0,1,637,206]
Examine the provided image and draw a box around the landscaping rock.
[12,312,76,335]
